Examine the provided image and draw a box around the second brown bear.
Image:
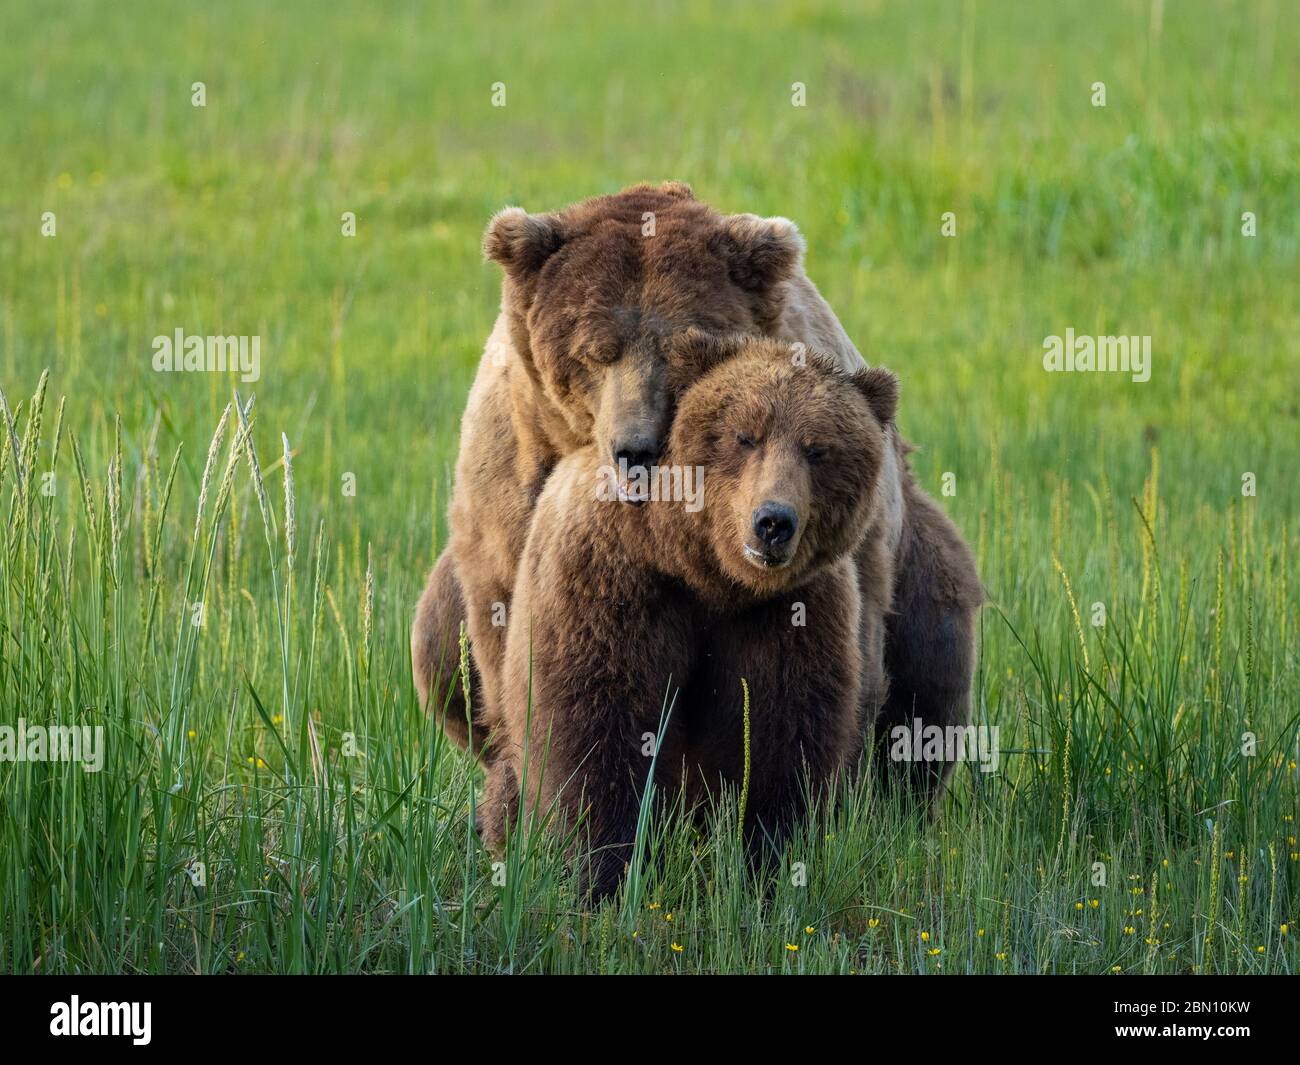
[483,334,902,900]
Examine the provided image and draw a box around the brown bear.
[411,182,981,807]
[411,183,863,761]
[483,334,902,901]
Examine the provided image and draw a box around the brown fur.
[411,184,863,752]
[872,467,983,800]
[484,337,898,900]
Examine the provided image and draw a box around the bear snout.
[753,501,797,546]
[611,437,658,475]
[745,501,799,567]
[611,435,660,506]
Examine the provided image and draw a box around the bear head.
[663,332,898,601]
[484,182,808,485]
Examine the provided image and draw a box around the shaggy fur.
[484,336,900,900]
[411,183,863,756]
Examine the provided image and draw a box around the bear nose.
[752,502,797,547]
[613,438,657,472]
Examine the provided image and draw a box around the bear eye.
[804,444,827,462]
[736,433,757,450]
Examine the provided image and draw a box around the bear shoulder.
[776,272,864,371]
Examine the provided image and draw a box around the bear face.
[658,333,898,604]
[484,183,809,487]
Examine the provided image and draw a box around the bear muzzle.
[744,501,799,568]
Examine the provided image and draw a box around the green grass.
[0,0,1296,974]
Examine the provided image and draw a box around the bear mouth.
[743,543,793,569]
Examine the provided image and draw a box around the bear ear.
[850,365,899,425]
[483,207,565,277]
[673,327,748,369]
[711,214,806,293]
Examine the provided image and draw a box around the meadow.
[0,0,1296,974]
